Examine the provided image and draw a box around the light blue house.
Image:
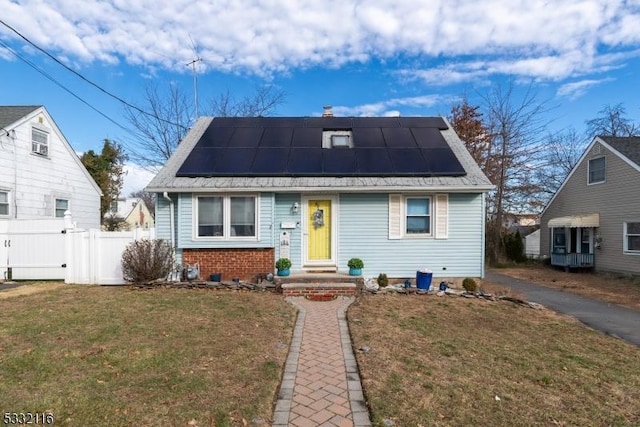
[146,114,493,282]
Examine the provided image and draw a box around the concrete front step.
[281,282,358,297]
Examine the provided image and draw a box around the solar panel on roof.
[352,117,401,128]
[421,148,466,175]
[260,127,293,147]
[211,117,259,127]
[251,148,290,174]
[214,148,257,173]
[258,117,302,127]
[228,127,264,147]
[351,128,385,147]
[287,148,323,175]
[176,117,467,177]
[305,117,353,128]
[354,148,394,174]
[398,117,448,129]
[381,127,416,147]
[292,127,323,147]
[387,148,429,174]
[197,127,236,147]
[411,127,450,148]
[176,147,223,176]
[322,149,357,174]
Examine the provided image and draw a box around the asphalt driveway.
[486,271,640,347]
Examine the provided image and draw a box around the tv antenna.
[186,35,202,118]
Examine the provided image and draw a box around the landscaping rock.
[528,302,545,310]
[383,419,395,426]
[359,345,371,353]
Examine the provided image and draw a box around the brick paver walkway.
[273,296,371,427]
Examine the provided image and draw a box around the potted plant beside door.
[275,258,292,276]
[347,258,364,276]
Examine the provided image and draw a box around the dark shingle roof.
[0,106,41,129]
[600,136,640,166]
[176,116,467,177]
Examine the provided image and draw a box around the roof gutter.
[148,184,495,194]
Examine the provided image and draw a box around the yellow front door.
[308,199,331,261]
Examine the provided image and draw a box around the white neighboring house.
[104,197,155,230]
[0,106,102,228]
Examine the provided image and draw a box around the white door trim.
[301,194,338,269]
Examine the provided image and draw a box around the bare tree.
[479,81,551,264]
[124,84,192,168]
[125,83,286,167]
[209,86,287,117]
[535,129,588,201]
[586,103,639,137]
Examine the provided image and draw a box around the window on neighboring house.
[196,195,257,238]
[552,228,566,253]
[32,127,49,156]
[624,222,640,253]
[405,197,431,235]
[0,191,9,216]
[55,198,69,218]
[588,157,605,184]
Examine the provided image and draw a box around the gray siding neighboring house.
[540,136,640,275]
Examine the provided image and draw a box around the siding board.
[541,141,640,275]
[339,193,484,278]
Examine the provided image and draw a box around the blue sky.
[2,0,640,194]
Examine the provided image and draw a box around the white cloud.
[332,94,452,116]
[1,0,640,82]
[121,163,156,197]
[557,78,614,100]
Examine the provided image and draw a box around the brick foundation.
[182,248,275,282]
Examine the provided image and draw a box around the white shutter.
[388,194,402,239]
[435,194,448,239]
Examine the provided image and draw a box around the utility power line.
[0,18,187,131]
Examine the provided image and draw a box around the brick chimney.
[322,105,334,117]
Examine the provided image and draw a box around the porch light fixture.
[291,202,299,214]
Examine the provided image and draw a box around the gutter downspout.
[163,192,175,250]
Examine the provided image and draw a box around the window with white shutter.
[389,194,448,239]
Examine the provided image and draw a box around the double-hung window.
[55,198,69,218]
[624,222,640,253]
[196,195,257,238]
[588,157,605,184]
[389,194,446,239]
[405,197,431,235]
[32,127,49,156]
[0,191,9,216]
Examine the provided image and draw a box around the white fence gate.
[1,213,156,285]
[1,218,67,280]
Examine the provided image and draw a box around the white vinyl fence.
[1,218,67,280]
[1,212,155,285]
